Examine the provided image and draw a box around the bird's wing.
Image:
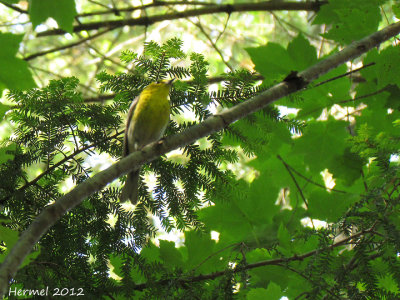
[123,96,138,157]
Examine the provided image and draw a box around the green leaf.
[140,243,162,264]
[0,33,36,92]
[292,118,349,172]
[0,144,16,164]
[313,0,382,44]
[265,282,283,299]
[306,188,358,222]
[355,106,400,137]
[289,64,350,119]
[393,4,400,19]
[109,254,124,278]
[184,231,220,272]
[287,34,318,70]
[29,0,77,33]
[360,48,379,81]
[246,43,294,85]
[375,46,400,89]
[199,176,280,246]
[246,34,317,86]
[0,103,10,120]
[159,240,183,269]
[198,192,259,244]
[246,284,282,300]
[0,225,18,247]
[327,147,365,186]
[353,80,390,111]
[0,225,39,268]
[277,223,291,251]
[246,288,269,300]
[247,249,285,285]
[223,111,292,158]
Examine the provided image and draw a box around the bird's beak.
[168,78,175,85]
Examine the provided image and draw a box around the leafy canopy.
[1,0,400,299]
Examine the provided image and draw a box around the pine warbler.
[120,79,174,204]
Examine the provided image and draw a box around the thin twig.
[277,154,315,229]
[277,263,342,300]
[194,19,234,71]
[277,155,349,194]
[313,62,375,88]
[24,28,113,61]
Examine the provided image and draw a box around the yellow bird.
[120,79,174,204]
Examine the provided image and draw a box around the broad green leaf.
[0,225,39,268]
[355,106,400,137]
[246,43,294,85]
[109,254,124,278]
[159,240,183,269]
[385,85,400,111]
[199,175,280,246]
[292,118,349,172]
[246,283,282,300]
[287,64,350,118]
[246,34,318,87]
[246,249,291,289]
[360,48,379,82]
[0,225,18,247]
[0,33,35,92]
[265,282,283,299]
[375,46,400,89]
[277,223,291,252]
[313,0,382,44]
[141,243,162,264]
[184,231,223,273]
[222,111,292,158]
[287,34,318,70]
[327,147,365,186]
[246,288,269,300]
[199,194,265,245]
[353,80,390,111]
[29,0,77,33]
[306,188,358,222]
[0,103,10,120]
[0,144,16,164]
[393,4,400,19]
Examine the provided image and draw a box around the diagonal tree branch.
[1,20,400,297]
[36,1,326,37]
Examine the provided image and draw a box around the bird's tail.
[120,169,140,204]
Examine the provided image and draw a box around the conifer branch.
[1,20,400,296]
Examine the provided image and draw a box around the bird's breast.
[131,96,170,148]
